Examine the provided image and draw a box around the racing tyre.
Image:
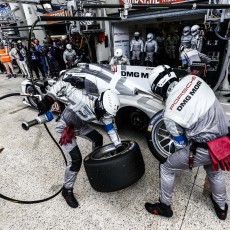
[84,141,145,192]
[146,110,176,163]
[26,85,38,109]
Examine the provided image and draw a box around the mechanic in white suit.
[145,65,229,220]
[130,32,144,65]
[180,26,192,49]
[37,79,122,209]
[109,48,130,65]
[191,25,203,52]
[144,33,158,66]
[179,45,211,68]
[63,43,77,68]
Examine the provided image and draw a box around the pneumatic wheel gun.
[22,111,54,131]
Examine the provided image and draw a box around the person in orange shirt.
[0,42,16,78]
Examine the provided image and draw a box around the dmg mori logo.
[121,71,149,78]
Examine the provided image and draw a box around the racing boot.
[210,194,228,220]
[145,201,173,217]
[62,187,79,208]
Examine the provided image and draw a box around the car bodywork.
[21,64,167,129]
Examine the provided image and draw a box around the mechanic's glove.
[37,95,54,116]
[59,125,76,146]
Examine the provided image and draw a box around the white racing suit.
[180,34,192,49]
[63,49,77,68]
[180,48,211,67]
[10,47,30,77]
[191,35,203,52]
[109,56,130,65]
[130,39,144,61]
[161,75,229,210]
[144,40,158,63]
[47,81,121,189]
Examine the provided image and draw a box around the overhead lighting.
[40,0,53,12]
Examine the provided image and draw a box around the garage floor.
[0,75,230,230]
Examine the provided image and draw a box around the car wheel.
[146,110,176,163]
[84,141,145,192]
[26,85,38,109]
[129,110,149,131]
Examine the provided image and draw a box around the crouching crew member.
[109,48,130,65]
[37,79,122,208]
[145,65,229,220]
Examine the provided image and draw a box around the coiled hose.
[0,93,66,204]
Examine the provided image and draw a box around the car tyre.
[146,110,176,163]
[84,140,145,192]
[26,85,38,109]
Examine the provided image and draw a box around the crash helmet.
[149,65,178,99]
[66,43,72,51]
[62,35,67,40]
[147,33,153,41]
[17,40,22,44]
[99,89,120,117]
[134,31,140,40]
[114,48,123,60]
[191,25,200,36]
[182,26,191,36]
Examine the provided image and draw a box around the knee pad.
[69,145,82,172]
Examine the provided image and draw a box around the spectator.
[53,39,66,71]
[16,41,30,78]
[33,39,49,76]
[30,43,46,80]
[0,42,16,78]
[43,40,60,79]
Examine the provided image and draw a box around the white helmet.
[191,25,200,36]
[114,48,123,59]
[99,90,120,117]
[134,31,140,37]
[66,44,72,50]
[62,35,67,40]
[182,26,191,36]
[149,65,178,99]
[147,33,153,41]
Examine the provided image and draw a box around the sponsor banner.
[118,0,196,4]
[115,65,154,92]
[106,0,198,14]
[43,9,67,24]
[113,24,130,59]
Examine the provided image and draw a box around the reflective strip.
[103,123,114,132]
[45,111,54,122]
[172,135,187,145]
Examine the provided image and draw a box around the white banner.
[113,24,130,58]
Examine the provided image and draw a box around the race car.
[22,63,229,163]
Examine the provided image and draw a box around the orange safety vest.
[0,47,11,63]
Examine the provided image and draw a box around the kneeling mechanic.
[37,79,121,208]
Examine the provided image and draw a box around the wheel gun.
[22,111,54,131]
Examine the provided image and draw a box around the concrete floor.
[0,74,230,230]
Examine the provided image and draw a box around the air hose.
[0,93,67,204]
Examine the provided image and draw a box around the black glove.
[37,95,54,116]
